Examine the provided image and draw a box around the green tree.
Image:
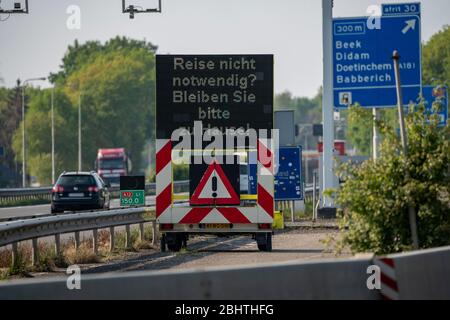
[331,105,450,255]
[0,82,23,187]
[12,88,77,185]
[49,37,157,85]
[11,37,158,184]
[345,106,399,156]
[63,44,156,172]
[275,89,322,125]
[423,25,450,86]
[346,106,373,156]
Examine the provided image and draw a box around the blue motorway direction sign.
[333,9,421,109]
[274,147,303,201]
[422,86,448,127]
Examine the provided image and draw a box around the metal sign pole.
[312,170,317,221]
[51,87,55,185]
[291,201,295,223]
[393,50,419,250]
[78,93,82,172]
[22,85,26,188]
[321,0,335,207]
[372,108,380,160]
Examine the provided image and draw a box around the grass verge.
[0,224,157,280]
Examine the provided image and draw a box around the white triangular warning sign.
[191,160,240,206]
[197,170,232,200]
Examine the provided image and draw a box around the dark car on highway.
[51,171,111,214]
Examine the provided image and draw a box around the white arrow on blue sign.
[333,4,422,109]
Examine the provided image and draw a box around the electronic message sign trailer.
[333,6,421,109]
[156,55,275,252]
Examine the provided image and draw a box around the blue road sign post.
[248,151,257,195]
[248,147,304,201]
[422,86,448,127]
[274,147,303,201]
[333,5,422,109]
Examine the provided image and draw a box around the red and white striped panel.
[156,139,172,224]
[257,138,274,223]
[172,207,258,224]
[156,138,274,225]
[374,257,399,300]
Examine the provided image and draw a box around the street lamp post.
[322,0,335,207]
[78,93,82,172]
[70,83,82,172]
[51,87,55,184]
[21,77,46,188]
[298,124,311,185]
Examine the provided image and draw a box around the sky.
[0,0,449,98]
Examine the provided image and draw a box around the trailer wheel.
[160,235,166,253]
[182,235,188,249]
[266,233,272,252]
[167,243,182,252]
[256,233,272,252]
[166,234,183,252]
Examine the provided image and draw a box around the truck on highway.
[94,148,132,187]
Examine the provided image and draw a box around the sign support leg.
[393,50,419,250]
[372,108,380,160]
[291,201,295,223]
[321,0,335,207]
[312,170,317,221]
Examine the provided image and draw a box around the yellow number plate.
[205,224,231,229]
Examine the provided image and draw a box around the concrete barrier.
[375,246,450,300]
[1,245,448,300]
[0,257,378,300]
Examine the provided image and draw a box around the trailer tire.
[266,233,273,252]
[256,233,272,252]
[51,207,63,215]
[167,241,182,252]
[166,234,183,252]
[160,235,166,253]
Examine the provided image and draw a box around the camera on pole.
[122,0,162,19]
[0,0,29,17]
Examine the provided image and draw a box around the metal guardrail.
[0,181,190,205]
[0,207,157,268]
[0,187,53,204]
[0,207,149,247]
[303,186,317,203]
[0,181,318,205]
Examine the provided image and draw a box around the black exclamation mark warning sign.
[212,175,218,199]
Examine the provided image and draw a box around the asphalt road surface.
[0,196,157,219]
[58,228,349,276]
